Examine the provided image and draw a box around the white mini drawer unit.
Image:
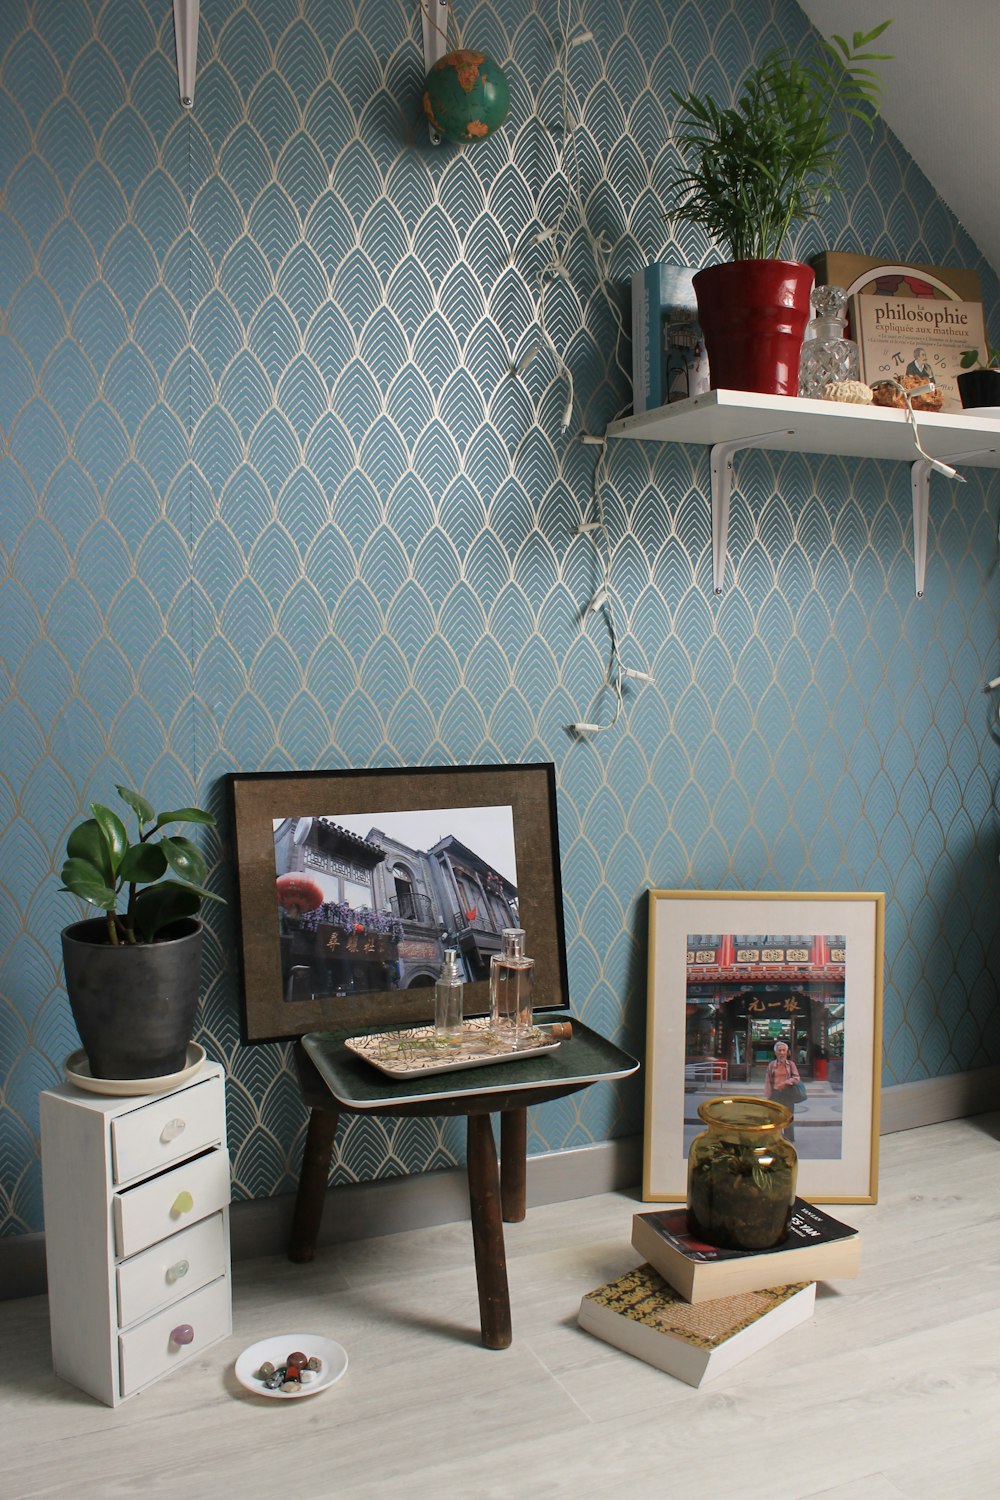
[40,1062,232,1406]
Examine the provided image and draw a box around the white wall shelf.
[606,390,1000,595]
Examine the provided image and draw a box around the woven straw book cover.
[583,1264,809,1349]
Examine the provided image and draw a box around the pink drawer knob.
[160,1118,187,1144]
[170,1324,194,1346]
[170,1190,194,1217]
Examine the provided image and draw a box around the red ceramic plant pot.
[692,260,815,396]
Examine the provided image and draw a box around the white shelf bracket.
[710,430,793,594]
[173,0,199,109]
[910,460,931,600]
[421,0,450,145]
[909,447,996,597]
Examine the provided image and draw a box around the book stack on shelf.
[630,263,710,412]
[810,252,986,414]
[577,1198,859,1387]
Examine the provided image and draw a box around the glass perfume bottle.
[489,928,534,1048]
[434,948,464,1044]
[798,284,860,398]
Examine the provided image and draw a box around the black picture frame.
[227,762,570,1044]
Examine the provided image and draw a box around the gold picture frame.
[644,890,885,1204]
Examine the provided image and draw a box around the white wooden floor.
[3,1111,999,1500]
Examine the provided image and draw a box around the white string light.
[881,378,967,480]
[508,0,648,737]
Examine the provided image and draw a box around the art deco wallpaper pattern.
[1,0,998,1237]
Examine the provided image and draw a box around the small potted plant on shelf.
[668,22,891,395]
[60,786,224,1081]
[957,346,1000,411]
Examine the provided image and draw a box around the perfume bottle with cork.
[489,928,535,1048]
[434,948,464,1045]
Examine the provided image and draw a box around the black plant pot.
[61,917,204,1079]
[957,368,1000,409]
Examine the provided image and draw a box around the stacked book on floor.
[577,1199,860,1387]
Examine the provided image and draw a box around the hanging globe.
[422,49,510,143]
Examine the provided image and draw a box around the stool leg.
[500,1107,527,1223]
[466,1113,512,1349]
[288,1107,340,1263]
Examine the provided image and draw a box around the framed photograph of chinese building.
[643,890,885,1204]
[227,762,569,1043]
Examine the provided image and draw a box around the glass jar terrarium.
[687,1096,797,1250]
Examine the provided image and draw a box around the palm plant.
[669,22,892,262]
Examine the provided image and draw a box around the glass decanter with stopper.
[798,284,860,398]
[489,927,534,1048]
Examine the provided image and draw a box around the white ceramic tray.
[234,1333,348,1400]
[345,1017,561,1079]
[64,1042,207,1096]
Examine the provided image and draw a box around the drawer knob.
[171,1190,194,1217]
[170,1324,194,1346]
[160,1117,187,1144]
[166,1259,190,1284]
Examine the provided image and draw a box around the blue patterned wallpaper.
[1,0,998,1238]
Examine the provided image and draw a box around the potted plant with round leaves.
[60,786,224,1082]
[668,22,892,395]
[957,346,1000,411]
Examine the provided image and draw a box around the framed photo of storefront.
[643,890,885,1204]
[227,762,570,1044]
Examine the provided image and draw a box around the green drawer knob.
[170,1190,194,1217]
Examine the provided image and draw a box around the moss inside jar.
[687,1096,797,1250]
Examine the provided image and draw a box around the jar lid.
[696,1095,792,1130]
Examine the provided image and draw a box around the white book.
[577,1263,815,1387]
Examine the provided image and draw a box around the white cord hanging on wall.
[509,0,646,737]
[173,0,200,110]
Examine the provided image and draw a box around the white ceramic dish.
[234,1334,348,1399]
[64,1042,207,1096]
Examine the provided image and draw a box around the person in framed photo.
[764,1039,803,1141]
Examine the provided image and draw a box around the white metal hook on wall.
[173,0,200,109]
[421,0,450,145]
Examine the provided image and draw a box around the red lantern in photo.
[275,873,324,915]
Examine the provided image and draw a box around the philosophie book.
[577,1264,815,1387]
[851,292,986,413]
[631,1198,860,1303]
[630,263,709,412]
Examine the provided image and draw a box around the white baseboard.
[877,1062,1000,1134]
[4,1068,996,1302]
